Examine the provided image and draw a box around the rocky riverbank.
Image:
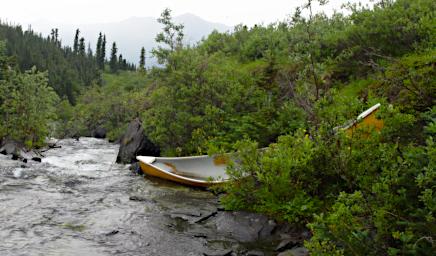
[0,138,308,255]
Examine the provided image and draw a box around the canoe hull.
[137,155,228,187]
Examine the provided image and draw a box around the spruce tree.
[109,42,118,73]
[96,32,102,68]
[100,35,106,69]
[73,29,80,54]
[139,47,146,72]
[118,54,123,70]
[87,43,93,58]
[78,37,86,56]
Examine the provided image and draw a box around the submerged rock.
[129,162,141,174]
[116,118,160,164]
[129,195,156,203]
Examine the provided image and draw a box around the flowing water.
[0,138,278,256]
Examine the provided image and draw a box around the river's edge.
[0,138,309,256]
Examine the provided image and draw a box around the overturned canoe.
[136,155,229,187]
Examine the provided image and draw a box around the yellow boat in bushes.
[136,155,229,187]
[342,103,384,135]
[137,104,383,187]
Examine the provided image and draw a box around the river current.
[0,138,279,256]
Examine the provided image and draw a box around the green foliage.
[0,62,59,148]
[223,98,435,254]
[139,47,146,73]
[46,1,433,254]
[152,8,184,67]
[372,49,436,113]
[306,128,435,255]
[143,48,306,156]
[109,42,118,73]
[95,32,106,69]
[0,23,101,104]
[222,131,322,222]
[57,71,149,141]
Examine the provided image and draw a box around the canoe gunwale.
[136,155,227,187]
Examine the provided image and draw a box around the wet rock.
[171,210,202,218]
[277,247,309,256]
[203,249,233,256]
[194,211,218,223]
[0,139,44,163]
[170,209,203,222]
[0,139,20,156]
[246,250,264,256]
[105,230,119,236]
[214,211,276,242]
[129,162,141,174]
[48,143,61,149]
[275,238,299,252]
[31,157,42,162]
[92,126,107,139]
[274,223,310,245]
[129,195,156,203]
[217,205,225,211]
[116,118,160,164]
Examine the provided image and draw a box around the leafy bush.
[0,65,58,148]
[222,98,435,254]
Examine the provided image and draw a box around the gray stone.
[277,247,309,256]
[92,126,107,139]
[275,238,299,252]
[129,195,156,203]
[129,162,141,174]
[31,157,42,162]
[0,139,20,156]
[214,211,277,242]
[246,250,264,256]
[116,118,160,164]
[0,139,42,162]
[203,249,233,256]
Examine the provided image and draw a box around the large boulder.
[0,139,20,156]
[0,138,42,162]
[92,126,107,139]
[116,118,160,164]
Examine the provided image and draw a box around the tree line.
[0,22,136,104]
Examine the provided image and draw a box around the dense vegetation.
[0,22,135,104]
[0,0,434,254]
[0,41,58,148]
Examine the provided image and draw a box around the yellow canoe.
[137,104,383,187]
[343,103,384,135]
[136,155,229,187]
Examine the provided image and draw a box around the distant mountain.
[30,14,231,66]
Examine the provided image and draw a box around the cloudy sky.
[1,0,372,27]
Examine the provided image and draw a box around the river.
[0,138,285,256]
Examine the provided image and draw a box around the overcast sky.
[1,0,373,27]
